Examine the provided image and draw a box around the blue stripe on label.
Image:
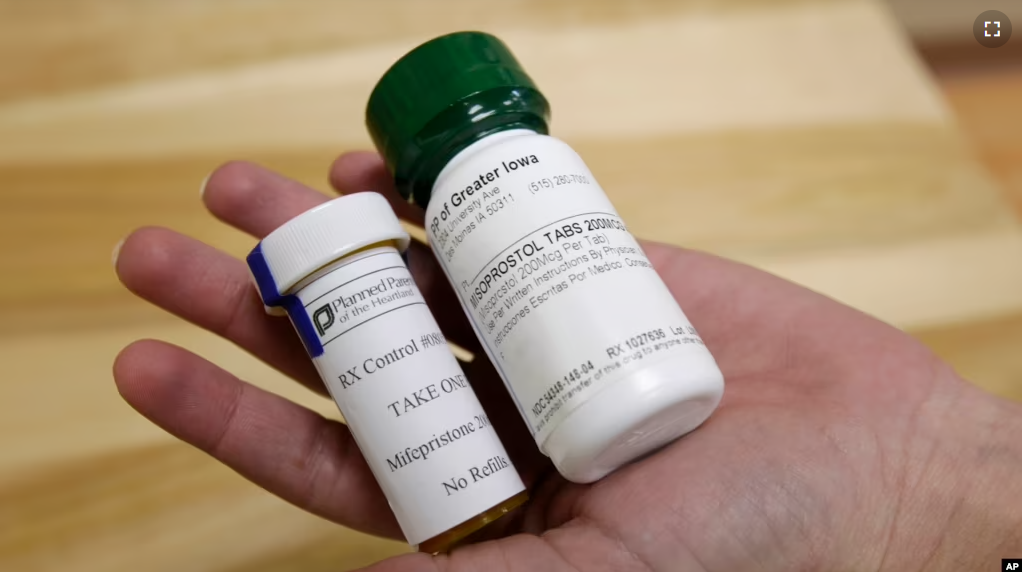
[246,243,325,358]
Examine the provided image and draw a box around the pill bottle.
[366,32,725,483]
[246,192,527,553]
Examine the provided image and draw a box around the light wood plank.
[0,1,946,164]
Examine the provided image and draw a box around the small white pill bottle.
[366,32,725,483]
[246,192,527,553]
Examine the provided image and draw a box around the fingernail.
[199,172,212,200]
[111,237,126,269]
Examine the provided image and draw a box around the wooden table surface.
[1,1,1018,570]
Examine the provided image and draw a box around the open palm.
[113,154,1019,572]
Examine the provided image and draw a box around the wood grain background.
[0,1,1018,570]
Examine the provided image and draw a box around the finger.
[202,160,330,238]
[113,339,401,539]
[329,151,426,226]
[200,159,481,350]
[115,226,325,394]
[326,152,482,349]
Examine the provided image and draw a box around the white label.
[293,248,524,545]
[426,133,716,445]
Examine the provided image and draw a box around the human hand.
[113,154,1020,571]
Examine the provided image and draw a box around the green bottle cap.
[366,32,550,208]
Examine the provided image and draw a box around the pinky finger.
[113,339,401,540]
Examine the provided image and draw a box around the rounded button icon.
[974,10,1012,48]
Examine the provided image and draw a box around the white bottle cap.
[248,192,411,300]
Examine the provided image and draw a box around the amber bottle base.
[417,490,529,554]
